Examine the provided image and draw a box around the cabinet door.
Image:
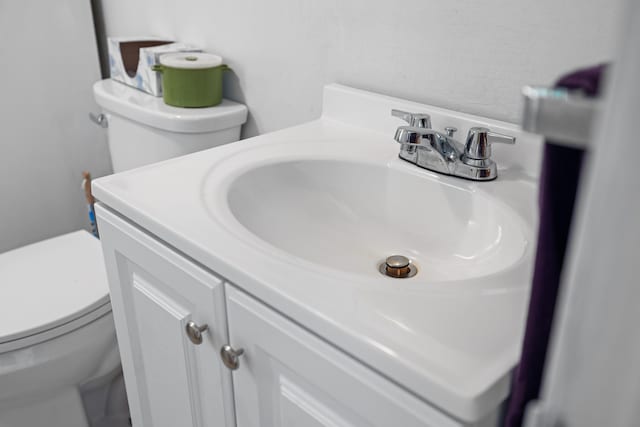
[226,284,462,427]
[97,205,235,427]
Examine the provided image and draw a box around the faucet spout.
[394,126,460,167]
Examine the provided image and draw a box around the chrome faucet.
[392,110,515,181]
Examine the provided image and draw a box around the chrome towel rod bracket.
[521,86,601,149]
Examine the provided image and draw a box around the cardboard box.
[108,37,201,96]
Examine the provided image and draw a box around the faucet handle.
[464,127,516,160]
[391,109,432,128]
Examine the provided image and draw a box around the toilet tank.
[93,79,248,172]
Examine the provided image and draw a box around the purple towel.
[504,64,607,427]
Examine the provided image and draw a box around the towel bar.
[521,86,601,149]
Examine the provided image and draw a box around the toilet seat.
[0,230,111,352]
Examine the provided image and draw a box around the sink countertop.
[93,84,542,423]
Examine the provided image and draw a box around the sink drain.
[379,255,418,278]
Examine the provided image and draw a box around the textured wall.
[0,0,111,252]
[99,0,623,138]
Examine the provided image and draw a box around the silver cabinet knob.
[185,321,208,345]
[220,345,245,370]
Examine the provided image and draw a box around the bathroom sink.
[94,84,541,421]
[205,141,529,283]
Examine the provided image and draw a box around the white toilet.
[0,79,247,427]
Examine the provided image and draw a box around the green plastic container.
[153,53,229,108]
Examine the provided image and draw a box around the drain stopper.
[380,255,417,278]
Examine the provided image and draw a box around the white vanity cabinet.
[226,285,461,427]
[97,207,235,427]
[97,205,489,427]
[90,84,535,427]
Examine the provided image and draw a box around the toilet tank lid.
[0,231,110,344]
[93,79,248,134]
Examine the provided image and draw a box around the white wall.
[100,0,623,138]
[0,0,112,253]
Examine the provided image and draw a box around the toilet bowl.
[0,231,118,427]
[0,79,247,426]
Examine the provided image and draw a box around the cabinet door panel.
[97,205,234,427]
[226,284,461,427]
[131,274,199,427]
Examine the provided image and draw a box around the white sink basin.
[202,137,531,286]
[226,158,527,282]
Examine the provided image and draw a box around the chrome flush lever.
[89,112,108,128]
